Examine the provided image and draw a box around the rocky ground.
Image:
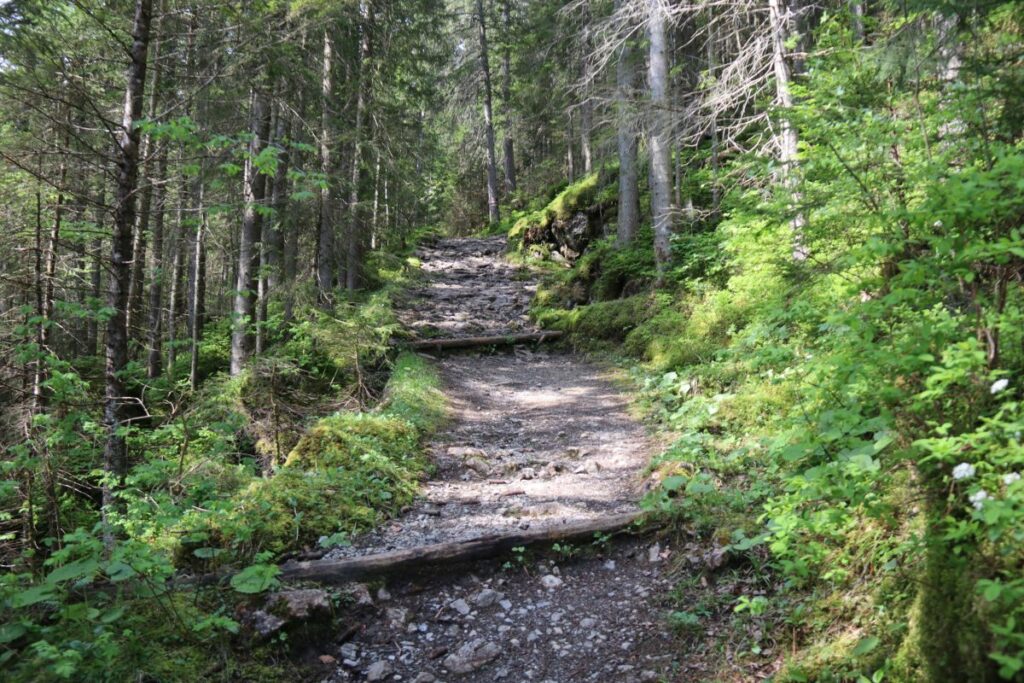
[315,237,684,682]
[399,237,536,339]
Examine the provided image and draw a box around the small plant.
[591,531,612,552]
[734,595,770,617]
[502,545,528,571]
[551,542,577,560]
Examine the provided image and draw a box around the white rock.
[366,660,394,682]
[648,543,662,563]
[340,643,359,661]
[540,574,563,589]
[450,598,471,616]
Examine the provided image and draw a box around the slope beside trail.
[325,237,682,683]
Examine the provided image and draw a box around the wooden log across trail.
[276,511,645,585]
[406,330,563,351]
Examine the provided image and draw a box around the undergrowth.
[0,232,449,681]
[516,54,1024,679]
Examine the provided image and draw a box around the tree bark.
[851,1,865,41]
[579,5,593,177]
[189,181,205,390]
[370,151,381,250]
[266,106,290,294]
[647,0,672,275]
[145,147,168,379]
[104,0,153,546]
[165,179,186,374]
[126,2,165,339]
[230,88,270,376]
[347,4,372,291]
[615,0,639,247]
[566,109,576,183]
[769,0,807,260]
[316,29,335,307]
[500,0,516,194]
[476,0,500,226]
[87,186,104,355]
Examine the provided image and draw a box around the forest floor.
[321,237,684,683]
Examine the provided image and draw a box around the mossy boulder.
[509,173,614,260]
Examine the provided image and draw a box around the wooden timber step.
[275,511,646,585]
[405,330,563,351]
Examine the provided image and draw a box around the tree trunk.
[647,0,672,275]
[566,109,576,183]
[189,181,206,390]
[145,147,168,379]
[316,29,335,307]
[165,183,185,375]
[347,5,372,291]
[851,1,865,41]
[615,0,639,247]
[33,154,64,546]
[104,0,153,546]
[476,0,500,226]
[769,0,807,260]
[87,237,102,356]
[267,106,290,294]
[370,151,381,250]
[579,7,593,177]
[500,0,516,194]
[126,4,164,340]
[256,103,279,355]
[34,142,65,415]
[230,88,270,376]
[707,32,721,218]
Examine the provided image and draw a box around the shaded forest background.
[1,0,1024,681]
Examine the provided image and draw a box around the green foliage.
[230,561,282,594]
[523,5,1024,680]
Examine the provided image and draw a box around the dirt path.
[325,238,679,683]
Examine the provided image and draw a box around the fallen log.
[276,510,646,585]
[406,330,563,351]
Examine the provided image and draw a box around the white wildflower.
[952,462,976,480]
[969,489,990,510]
[991,378,1010,394]
[1003,472,1021,486]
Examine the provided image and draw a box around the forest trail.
[324,238,680,682]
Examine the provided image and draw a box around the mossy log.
[406,331,563,351]
[276,511,645,584]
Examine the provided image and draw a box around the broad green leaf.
[229,563,281,594]
[852,635,880,656]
